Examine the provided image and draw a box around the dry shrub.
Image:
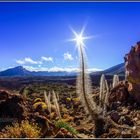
[0,120,42,138]
[33,101,47,110]
[34,98,42,103]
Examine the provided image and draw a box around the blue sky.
[0,2,140,72]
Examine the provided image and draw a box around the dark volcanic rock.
[110,111,120,123]
[0,90,30,129]
[109,81,130,105]
[125,41,140,103]
[119,116,134,126]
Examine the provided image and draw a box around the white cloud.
[88,68,103,72]
[16,60,25,65]
[23,65,102,73]
[41,56,53,62]
[63,52,74,61]
[38,61,43,64]
[24,57,38,64]
[16,57,38,65]
[24,66,78,72]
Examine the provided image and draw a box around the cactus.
[99,74,106,107]
[103,79,109,117]
[56,92,59,101]
[76,43,104,138]
[52,90,61,119]
[99,74,109,116]
[48,91,51,114]
[112,74,119,88]
[44,91,48,105]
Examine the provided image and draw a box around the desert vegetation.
[0,42,140,138]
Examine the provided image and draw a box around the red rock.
[125,41,140,103]
[109,81,129,104]
[0,90,30,129]
[0,90,29,120]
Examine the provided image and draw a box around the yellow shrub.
[0,120,42,138]
[66,98,71,101]
[34,98,42,103]
[33,101,47,110]
[72,97,80,102]
[61,107,68,113]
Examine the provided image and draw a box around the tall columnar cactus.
[112,74,119,88]
[76,44,102,123]
[48,91,51,114]
[44,91,48,105]
[99,74,106,107]
[56,92,59,101]
[103,79,109,117]
[52,90,61,119]
[99,74,109,116]
[43,91,52,115]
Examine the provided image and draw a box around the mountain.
[0,66,32,76]
[32,71,77,76]
[92,63,125,76]
[0,63,125,77]
[0,66,77,77]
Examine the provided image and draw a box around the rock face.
[109,81,130,105]
[0,90,29,128]
[125,41,140,103]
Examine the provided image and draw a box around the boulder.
[119,116,134,126]
[110,111,120,123]
[0,90,29,129]
[109,81,130,105]
[0,90,29,120]
[125,41,140,103]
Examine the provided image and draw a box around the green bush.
[55,120,78,135]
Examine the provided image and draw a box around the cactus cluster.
[75,41,121,136]
[43,90,61,119]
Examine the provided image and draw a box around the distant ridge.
[0,66,77,77]
[92,63,125,76]
[0,66,32,76]
[0,63,125,77]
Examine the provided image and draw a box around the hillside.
[0,63,125,77]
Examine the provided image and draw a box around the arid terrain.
[0,76,139,138]
[0,42,140,138]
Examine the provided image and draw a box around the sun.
[68,25,93,48]
[74,34,84,46]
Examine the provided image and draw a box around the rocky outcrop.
[109,81,130,105]
[125,41,140,103]
[0,90,30,128]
